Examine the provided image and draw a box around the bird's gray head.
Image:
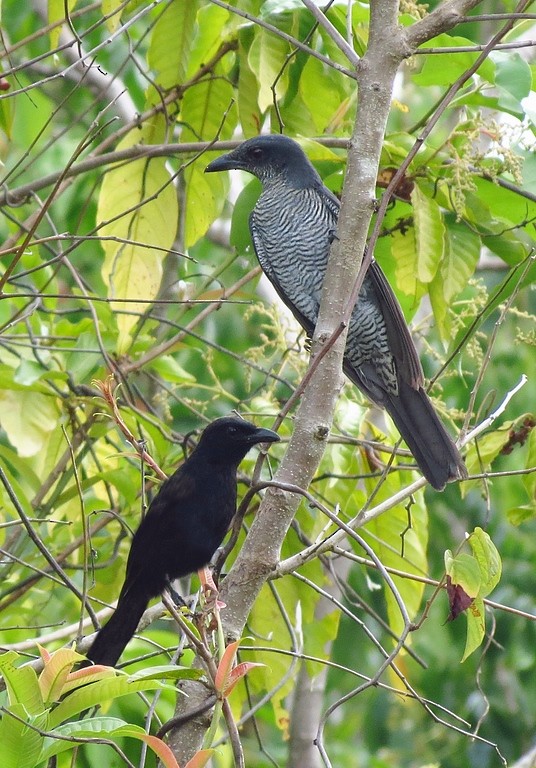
[205,135,321,188]
[195,416,280,465]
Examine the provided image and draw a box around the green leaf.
[0,389,60,457]
[461,597,486,662]
[126,664,203,683]
[0,444,42,493]
[0,652,44,716]
[463,417,525,487]
[40,717,129,761]
[183,160,228,248]
[523,427,536,505]
[48,0,76,49]
[300,57,344,133]
[238,32,262,137]
[363,485,428,638]
[468,527,502,598]
[428,273,451,341]
[101,0,125,32]
[44,719,183,768]
[248,25,291,112]
[231,178,261,253]
[48,675,177,728]
[411,184,445,283]
[98,116,179,354]
[414,34,495,86]
[181,75,236,142]
[390,226,426,305]
[507,504,536,525]
[13,360,48,386]
[439,217,481,302]
[185,3,230,79]
[148,0,199,92]
[0,704,48,768]
[444,551,481,598]
[494,51,532,110]
[150,355,197,383]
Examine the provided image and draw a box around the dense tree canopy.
[0,1,534,767]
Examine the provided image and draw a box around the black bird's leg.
[166,581,189,608]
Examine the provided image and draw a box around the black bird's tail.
[382,380,467,491]
[86,584,150,668]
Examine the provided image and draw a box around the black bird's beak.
[205,152,241,173]
[250,427,280,445]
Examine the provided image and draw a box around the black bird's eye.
[251,147,263,159]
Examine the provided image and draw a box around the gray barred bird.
[205,135,467,490]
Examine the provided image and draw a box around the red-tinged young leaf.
[446,575,474,621]
[222,661,266,698]
[38,646,52,664]
[38,647,83,703]
[185,749,216,768]
[137,734,181,768]
[214,640,240,696]
[60,665,117,695]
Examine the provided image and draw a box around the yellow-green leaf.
[248,26,291,112]
[411,183,445,283]
[183,160,227,248]
[461,597,486,662]
[468,527,502,598]
[391,226,427,305]
[98,119,178,353]
[148,0,199,92]
[49,0,76,50]
[444,550,481,598]
[102,0,125,33]
[440,218,481,302]
[0,389,59,457]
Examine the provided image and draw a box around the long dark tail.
[86,584,150,667]
[383,380,467,491]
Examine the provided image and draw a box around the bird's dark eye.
[251,147,263,158]
[227,425,238,434]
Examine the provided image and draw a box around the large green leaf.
[493,51,532,114]
[185,3,230,79]
[411,183,445,283]
[362,484,428,639]
[0,704,48,768]
[440,217,481,303]
[248,24,292,112]
[238,31,263,138]
[391,225,427,305]
[148,0,199,91]
[183,160,228,248]
[98,117,179,354]
[300,56,345,134]
[0,652,44,716]
[0,389,59,457]
[414,34,495,86]
[48,674,181,728]
[48,0,76,49]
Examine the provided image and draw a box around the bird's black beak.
[205,152,242,173]
[250,427,280,445]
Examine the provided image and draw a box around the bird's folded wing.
[368,260,424,389]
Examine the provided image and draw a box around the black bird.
[86,417,279,667]
[205,135,466,490]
